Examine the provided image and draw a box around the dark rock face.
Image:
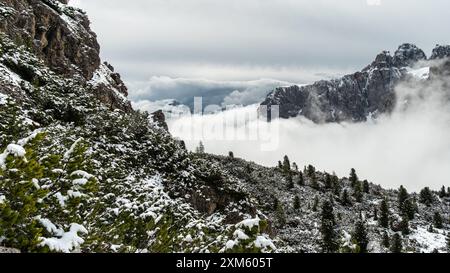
[261,43,449,123]
[393,43,427,67]
[89,62,133,112]
[0,0,133,112]
[0,0,100,79]
[262,51,402,123]
[151,110,169,130]
[430,45,450,60]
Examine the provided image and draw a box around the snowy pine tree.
[320,200,339,253]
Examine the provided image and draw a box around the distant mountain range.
[261,44,450,123]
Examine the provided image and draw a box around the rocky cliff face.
[0,0,131,112]
[261,43,449,123]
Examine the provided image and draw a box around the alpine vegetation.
[0,0,449,254]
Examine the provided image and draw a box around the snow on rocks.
[406,67,430,80]
[0,93,8,105]
[0,64,23,87]
[409,227,447,253]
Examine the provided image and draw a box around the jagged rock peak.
[393,43,427,67]
[430,44,450,60]
[363,50,395,71]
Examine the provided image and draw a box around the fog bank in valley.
[168,71,450,192]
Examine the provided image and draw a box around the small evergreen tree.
[419,187,434,206]
[292,162,299,172]
[294,196,301,210]
[341,189,352,207]
[390,233,403,253]
[382,231,390,249]
[379,199,389,228]
[282,155,290,173]
[297,172,304,186]
[362,180,370,193]
[310,175,319,190]
[228,151,234,158]
[0,142,47,251]
[402,199,415,220]
[277,161,283,169]
[397,185,409,211]
[307,165,315,177]
[399,216,410,235]
[287,173,294,189]
[352,220,369,253]
[353,181,363,203]
[324,173,333,189]
[349,168,358,188]
[312,195,319,212]
[332,175,341,196]
[320,200,339,253]
[433,212,443,229]
[373,207,378,221]
[438,186,446,198]
[276,202,286,226]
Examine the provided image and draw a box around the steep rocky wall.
[0,0,100,79]
[0,0,132,112]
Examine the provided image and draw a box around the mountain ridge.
[261,43,450,123]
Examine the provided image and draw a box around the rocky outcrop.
[430,45,450,60]
[261,50,402,123]
[0,0,133,112]
[0,0,100,79]
[88,62,133,112]
[393,43,427,67]
[261,43,449,123]
[151,110,169,130]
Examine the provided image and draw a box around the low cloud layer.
[128,76,299,108]
[168,63,450,192]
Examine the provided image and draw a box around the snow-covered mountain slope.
[1,0,449,253]
[261,44,450,123]
[201,154,450,253]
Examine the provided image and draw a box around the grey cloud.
[72,0,450,87]
[127,76,297,108]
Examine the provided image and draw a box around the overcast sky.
[72,0,450,105]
